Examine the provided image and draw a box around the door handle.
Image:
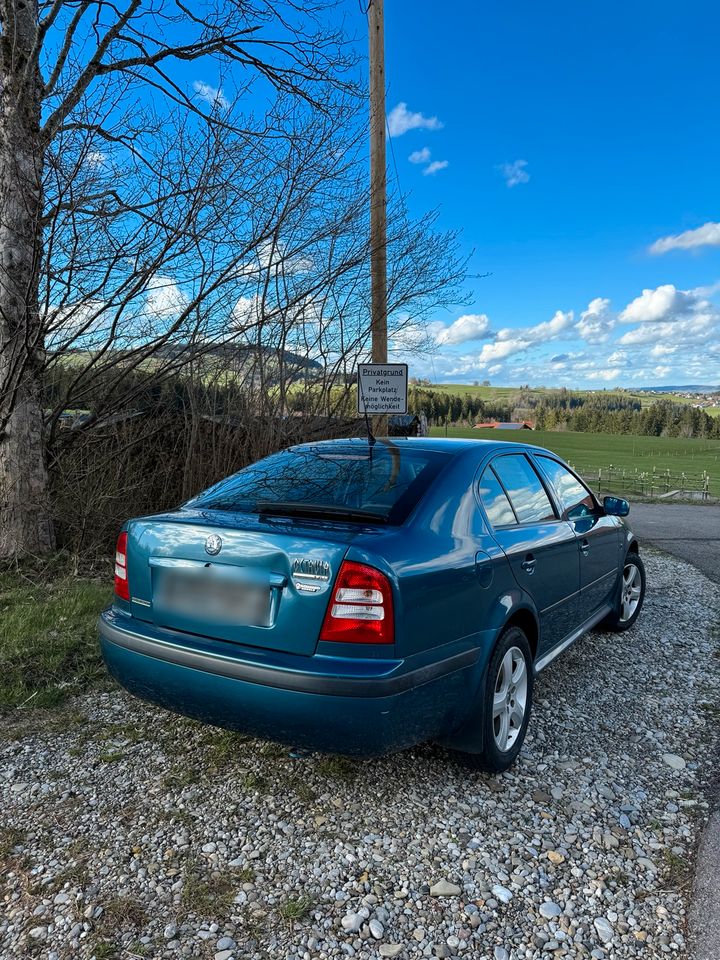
[580,538,590,555]
[521,554,536,574]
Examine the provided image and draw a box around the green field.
[431,426,720,495]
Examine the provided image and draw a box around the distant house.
[474,420,534,430]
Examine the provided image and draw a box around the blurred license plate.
[156,570,271,626]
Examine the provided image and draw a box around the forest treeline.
[406,386,720,439]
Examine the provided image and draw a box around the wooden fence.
[570,464,717,501]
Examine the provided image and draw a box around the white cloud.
[498,159,529,188]
[497,309,574,343]
[85,150,107,170]
[619,284,698,324]
[650,222,720,255]
[606,350,626,365]
[586,368,620,381]
[193,80,230,111]
[238,239,312,278]
[576,297,614,344]
[619,315,716,346]
[231,295,260,328]
[408,147,431,164]
[145,274,189,319]
[441,309,575,371]
[390,321,443,352]
[387,102,443,137]
[436,313,491,346]
[476,338,532,365]
[617,283,720,347]
[423,160,449,176]
[45,299,111,345]
[421,281,720,386]
[650,343,676,357]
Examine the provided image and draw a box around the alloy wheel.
[620,561,642,622]
[492,645,528,752]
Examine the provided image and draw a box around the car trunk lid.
[125,510,360,656]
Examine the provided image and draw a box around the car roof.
[288,436,559,458]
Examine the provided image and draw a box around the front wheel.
[603,552,646,632]
[460,626,534,773]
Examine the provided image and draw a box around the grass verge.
[0,562,110,712]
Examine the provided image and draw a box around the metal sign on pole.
[357,363,408,415]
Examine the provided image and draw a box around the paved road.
[627,502,720,584]
[628,502,720,960]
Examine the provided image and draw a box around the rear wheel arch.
[503,607,539,661]
[449,621,535,771]
[437,604,539,757]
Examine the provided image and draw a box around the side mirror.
[603,495,629,517]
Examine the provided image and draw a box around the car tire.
[602,551,646,632]
[460,625,534,774]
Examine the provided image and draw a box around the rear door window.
[536,456,597,520]
[491,454,556,524]
[478,467,517,527]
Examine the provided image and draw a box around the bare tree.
[0,0,356,558]
[0,0,467,560]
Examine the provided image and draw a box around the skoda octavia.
[99,438,645,771]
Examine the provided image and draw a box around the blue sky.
[380,0,720,387]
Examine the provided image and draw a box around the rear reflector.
[319,561,394,644]
[114,531,130,601]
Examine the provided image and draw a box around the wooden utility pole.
[368,0,388,435]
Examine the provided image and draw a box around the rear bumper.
[99,608,482,756]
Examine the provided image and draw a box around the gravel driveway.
[2,552,719,960]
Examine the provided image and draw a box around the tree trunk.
[0,0,55,558]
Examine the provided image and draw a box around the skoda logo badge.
[205,534,222,556]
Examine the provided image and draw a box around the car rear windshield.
[188,443,449,525]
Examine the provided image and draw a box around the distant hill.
[634,385,720,394]
[153,342,323,372]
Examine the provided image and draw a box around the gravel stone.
[379,946,403,958]
[663,753,687,770]
[341,912,363,933]
[594,917,615,942]
[369,918,384,939]
[539,901,562,919]
[1,552,717,960]
[429,880,461,897]
[491,883,513,904]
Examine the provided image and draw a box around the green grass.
[100,896,148,929]
[431,426,720,494]
[278,895,313,922]
[315,755,358,783]
[181,862,238,916]
[0,826,25,862]
[0,567,110,712]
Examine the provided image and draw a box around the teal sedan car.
[99,438,645,771]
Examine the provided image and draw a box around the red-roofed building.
[474,421,534,430]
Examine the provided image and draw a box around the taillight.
[319,561,394,644]
[114,531,130,601]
